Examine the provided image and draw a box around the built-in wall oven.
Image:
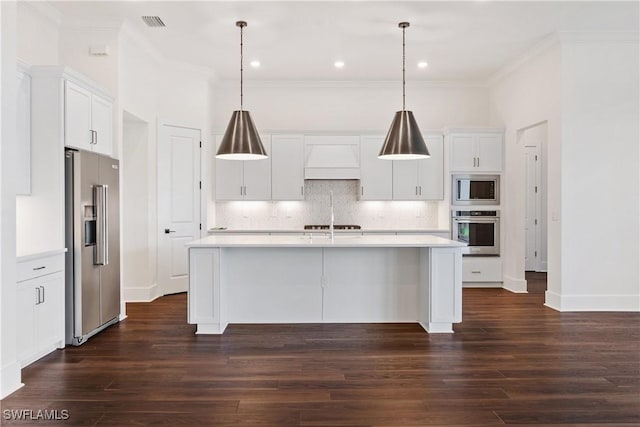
[452,174,500,206]
[451,210,500,256]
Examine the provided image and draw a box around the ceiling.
[49,1,639,81]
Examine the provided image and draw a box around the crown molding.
[19,0,63,26]
[557,31,639,43]
[487,30,639,86]
[119,21,216,81]
[214,80,489,89]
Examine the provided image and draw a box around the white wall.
[212,82,490,133]
[16,2,59,65]
[489,44,563,295]
[558,39,639,310]
[1,0,22,399]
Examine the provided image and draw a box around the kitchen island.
[186,234,465,334]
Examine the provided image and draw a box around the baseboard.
[463,282,503,288]
[0,360,23,399]
[124,283,161,302]
[503,275,528,293]
[545,291,640,311]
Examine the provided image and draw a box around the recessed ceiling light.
[250,60,261,68]
[334,61,345,69]
[418,61,428,69]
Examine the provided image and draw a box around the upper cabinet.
[64,80,113,157]
[215,135,272,201]
[16,65,31,195]
[392,134,444,201]
[359,136,392,201]
[271,134,304,201]
[448,130,503,172]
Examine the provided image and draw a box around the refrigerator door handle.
[94,185,109,266]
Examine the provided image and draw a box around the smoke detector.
[142,16,166,27]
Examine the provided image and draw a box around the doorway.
[157,124,202,295]
[522,123,548,273]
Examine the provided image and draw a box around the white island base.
[187,235,464,334]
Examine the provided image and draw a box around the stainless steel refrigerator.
[65,148,120,345]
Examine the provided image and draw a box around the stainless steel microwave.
[452,174,500,206]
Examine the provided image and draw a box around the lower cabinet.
[17,254,65,367]
[462,257,502,282]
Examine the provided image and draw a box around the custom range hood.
[303,135,361,180]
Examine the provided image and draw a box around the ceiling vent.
[142,16,165,27]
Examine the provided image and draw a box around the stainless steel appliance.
[65,148,120,345]
[451,210,500,256]
[452,174,500,205]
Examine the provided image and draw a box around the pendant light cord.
[402,24,406,111]
[240,24,244,111]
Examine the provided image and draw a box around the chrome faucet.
[329,191,335,241]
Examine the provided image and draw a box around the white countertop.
[17,248,67,263]
[188,234,465,248]
[208,228,450,234]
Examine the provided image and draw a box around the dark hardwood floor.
[3,276,639,426]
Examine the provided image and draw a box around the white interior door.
[524,145,540,271]
[158,125,201,295]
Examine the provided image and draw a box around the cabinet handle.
[361,186,364,196]
[35,287,41,305]
[477,157,480,168]
[419,186,422,196]
[301,186,304,196]
[243,186,247,196]
[415,186,418,196]
[33,266,46,271]
[240,186,243,196]
[94,130,98,145]
[40,285,45,303]
[471,270,481,274]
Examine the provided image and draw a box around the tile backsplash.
[214,180,443,230]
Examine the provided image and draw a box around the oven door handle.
[452,219,499,223]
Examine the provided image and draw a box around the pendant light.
[216,21,267,160]
[378,22,430,160]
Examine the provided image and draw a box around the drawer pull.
[471,270,482,274]
[33,266,46,271]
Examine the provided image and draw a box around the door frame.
[156,121,204,296]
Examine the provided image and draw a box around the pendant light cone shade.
[216,20,267,160]
[379,22,430,160]
[216,110,267,160]
[379,111,430,160]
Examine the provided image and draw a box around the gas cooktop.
[304,225,362,230]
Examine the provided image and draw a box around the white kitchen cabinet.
[392,135,444,200]
[215,135,271,201]
[16,65,31,195]
[271,134,304,200]
[359,136,392,200]
[65,80,114,157]
[449,131,503,172]
[17,252,65,368]
[462,257,502,282]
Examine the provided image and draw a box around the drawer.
[462,258,502,282]
[17,253,65,282]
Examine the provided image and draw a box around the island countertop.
[187,234,466,248]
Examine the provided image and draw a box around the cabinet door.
[392,161,419,200]
[64,81,93,151]
[17,281,37,364]
[271,135,304,200]
[16,70,31,195]
[243,135,272,200]
[215,135,244,201]
[90,94,113,157]
[418,135,444,200]
[476,134,503,172]
[360,136,392,200]
[449,134,476,172]
[35,273,64,349]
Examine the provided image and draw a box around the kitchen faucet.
[329,191,334,241]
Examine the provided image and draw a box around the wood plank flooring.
[2,275,639,426]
